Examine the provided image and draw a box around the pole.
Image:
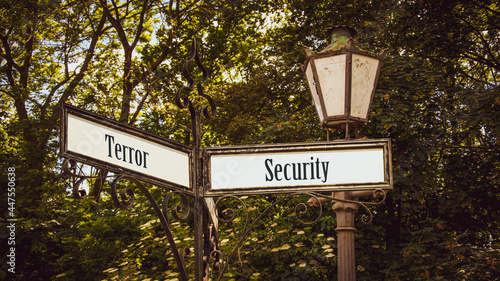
[191,107,205,281]
[176,38,216,281]
[333,191,359,281]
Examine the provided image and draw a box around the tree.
[201,0,500,279]
[1,0,273,278]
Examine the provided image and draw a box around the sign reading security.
[60,104,192,193]
[205,140,392,196]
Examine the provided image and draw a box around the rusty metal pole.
[191,106,205,281]
[333,191,359,281]
[176,38,216,281]
[332,123,359,281]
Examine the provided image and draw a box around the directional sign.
[205,139,392,196]
[60,104,192,193]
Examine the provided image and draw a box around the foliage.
[1,0,500,280]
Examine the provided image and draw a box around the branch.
[100,0,130,51]
[1,24,35,123]
[131,28,174,90]
[129,85,150,124]
[19,25,35,88]
[130,0,151,51]
[42,75,73,110]
[40,11,108,150]
[0,35,20,97]
[130,2,181,90]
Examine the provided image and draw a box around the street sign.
[205,139,392,196]
[60,104,193,193]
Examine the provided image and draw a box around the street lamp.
[303,26,385,281]
[303,25,383,139]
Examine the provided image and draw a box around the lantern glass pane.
[314,55,346,117]
[351,53,380,119]
[305,62,324,122]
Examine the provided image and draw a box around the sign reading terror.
[205,139,392,196]
[60,104,193,193]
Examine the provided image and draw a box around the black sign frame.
[204,139,393,196]
[60,103,194,195]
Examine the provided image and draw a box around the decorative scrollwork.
[211,190,387,279]
[62,159,109,179]
[213,193,325,280]
[308,189,387,225]
[72,177,88,199]
[163,191,192,224]
[359,189,387,224]
[207,249,223,279]
[175,38,217,119]
[181,247,192,261]
[294,193,324,226]
[366,188,387,205]
[215,196,249,224]
[106,175,190,281]
[61,158,79,177]
[209,249,222,270]
[110,175,136,210]
[61,159,115,199]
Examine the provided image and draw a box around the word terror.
[265,157,330,183]
[105,134,149,168]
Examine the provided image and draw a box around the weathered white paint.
[210,146,386,191]
[67,114,190,187]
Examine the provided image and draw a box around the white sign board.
[61,104,192,192]
[205,140,392,196]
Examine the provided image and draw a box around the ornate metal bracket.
[206,190,386,280]
[61,159,191,281]
[61,157,386,280]
[175,38,217,119]
[62,159,114,199]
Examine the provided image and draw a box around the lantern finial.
[320,25,357,53]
